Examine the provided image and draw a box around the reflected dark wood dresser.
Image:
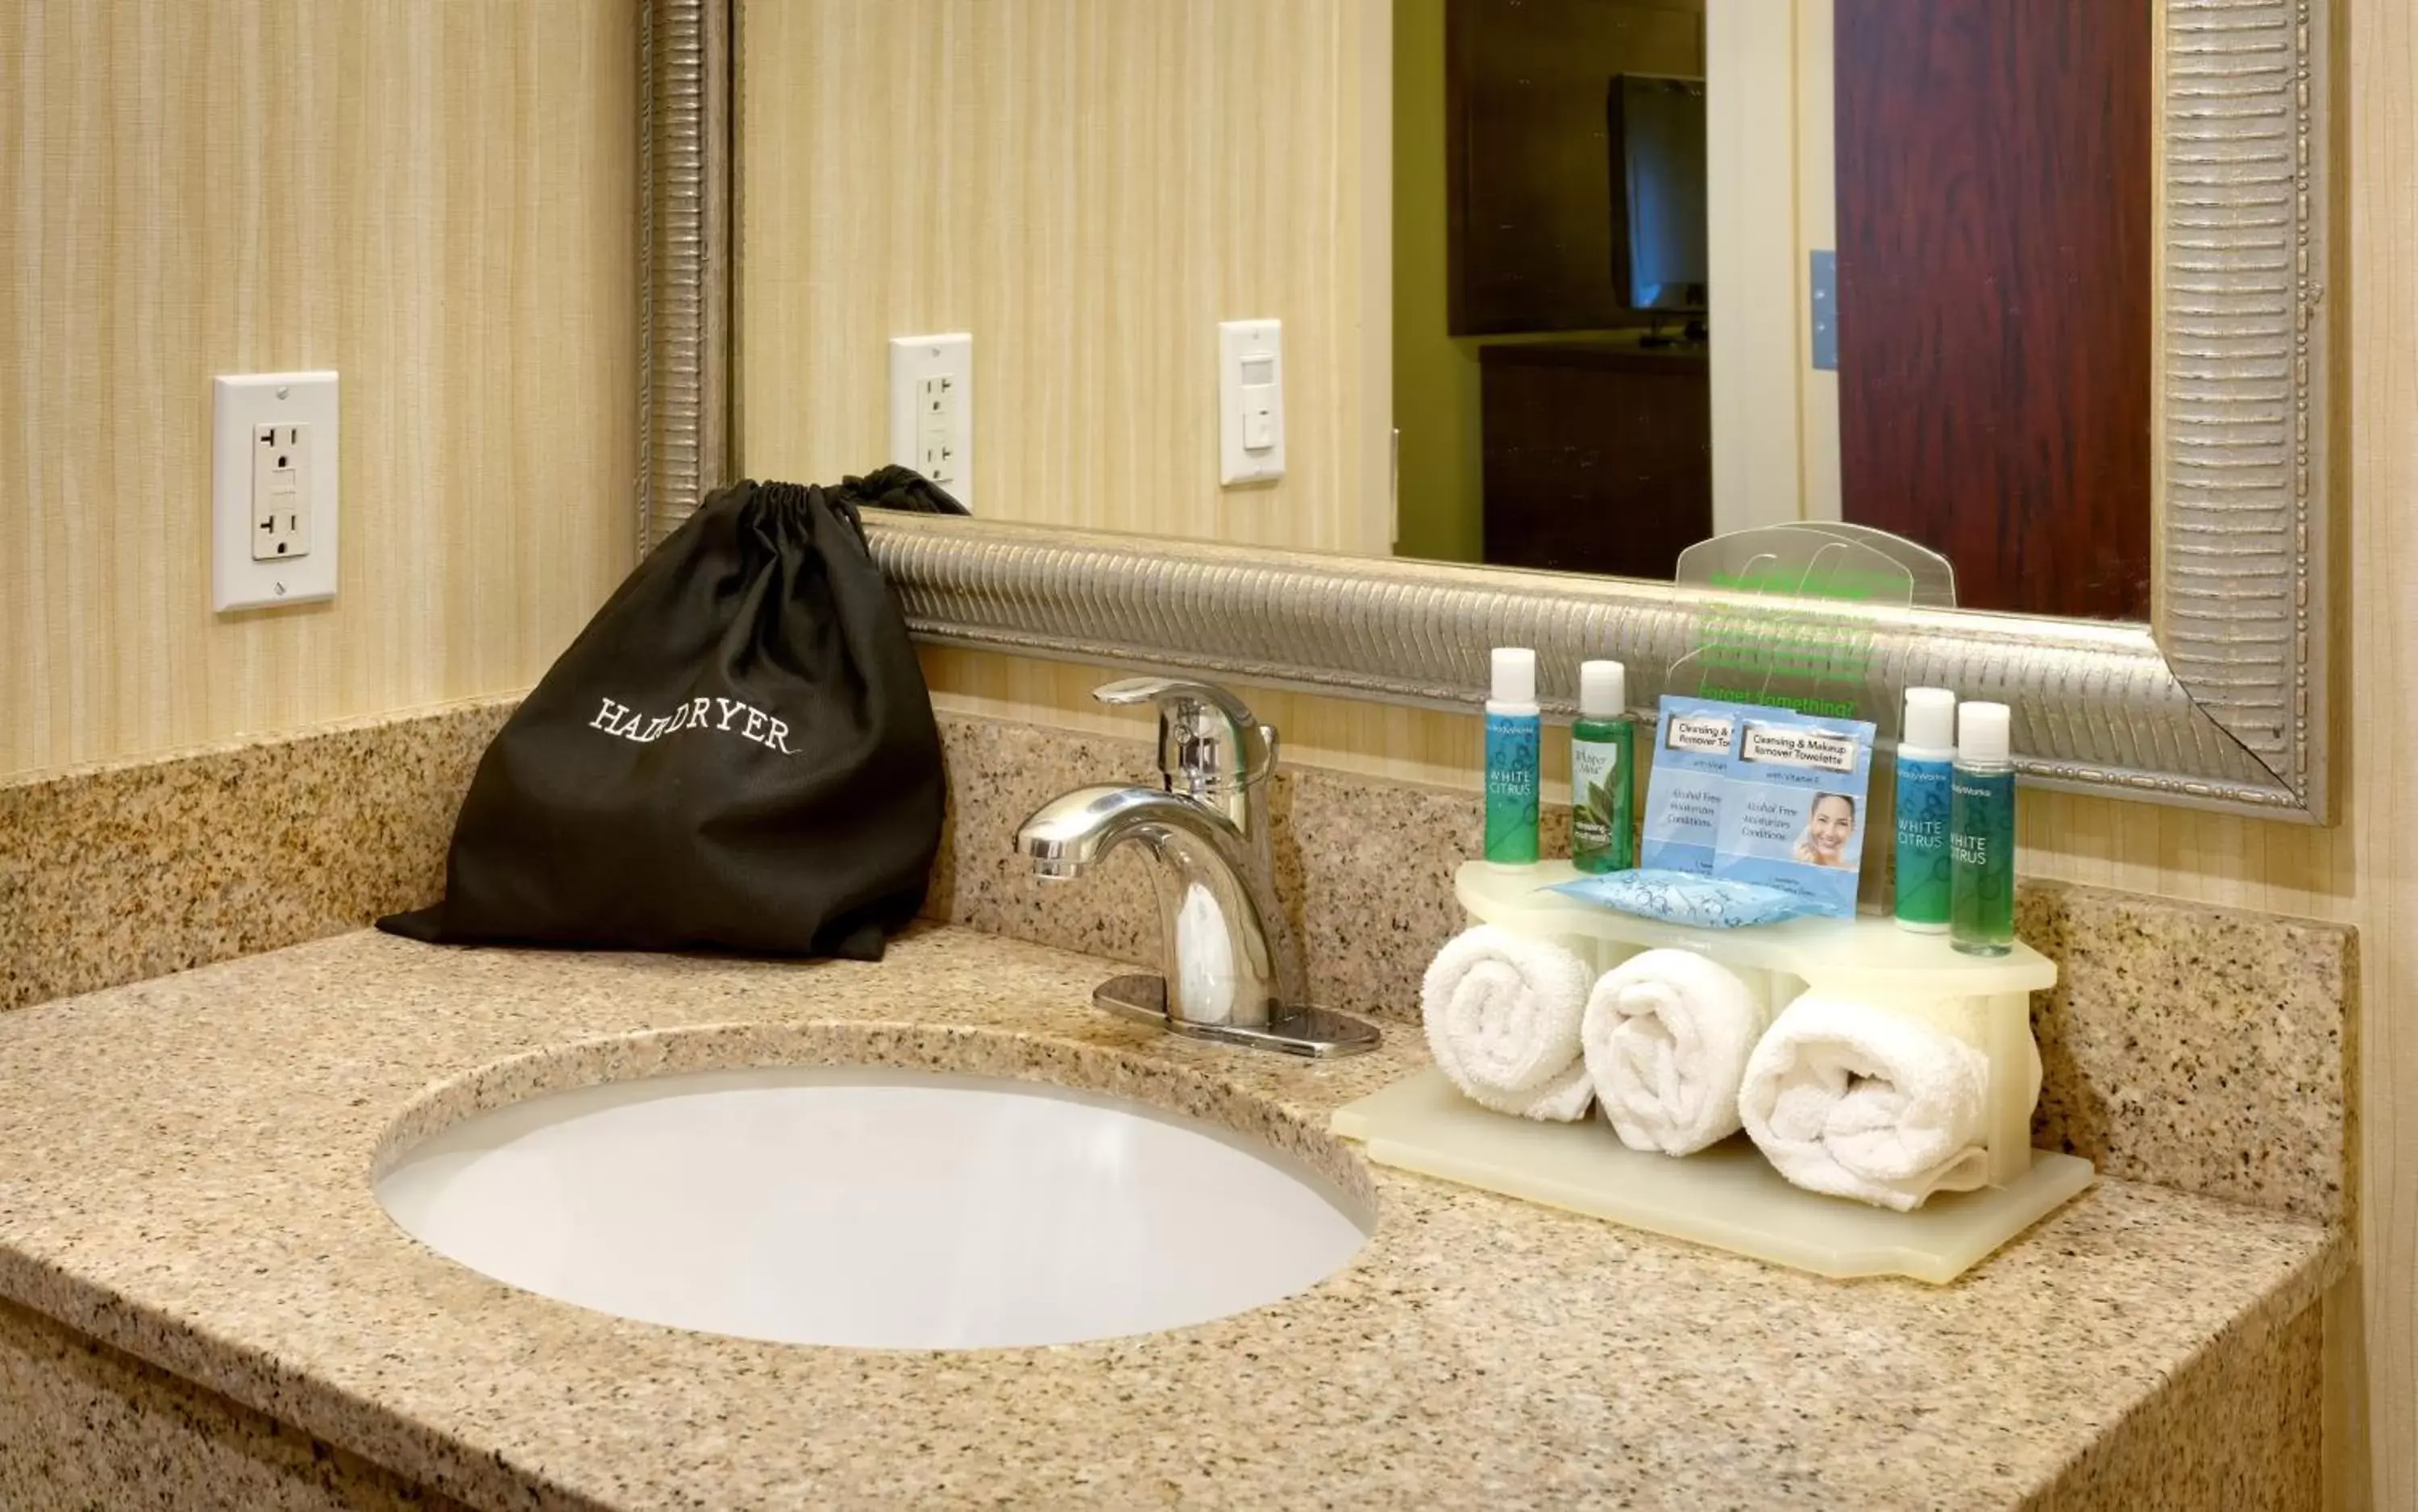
[1479,338,1713,580]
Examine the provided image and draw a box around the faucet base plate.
[1093,975,1383,1058]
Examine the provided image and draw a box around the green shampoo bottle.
[1570,659,1635,874]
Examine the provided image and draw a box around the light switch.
[1238,356,1277,451]
[1218,318,1285,486]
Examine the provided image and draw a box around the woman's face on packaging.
[1807,795,1856,858]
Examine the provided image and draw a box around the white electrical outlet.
[888,334,973,509]
[250,422,312,561]
[916,376,957,479]
[213,372,338,612]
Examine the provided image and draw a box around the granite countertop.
[0,925,2340,1510]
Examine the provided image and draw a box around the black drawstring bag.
[379,470,961,961]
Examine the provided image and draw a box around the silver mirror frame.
[644,0,2333,823]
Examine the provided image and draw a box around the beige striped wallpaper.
[0,0,638,781]
[737,0,1392,556]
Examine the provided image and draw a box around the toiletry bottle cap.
[1904,687,1956,751]
[1959,701,2013,765]
[1491,647,1537,706]
[1579,660,1627,718]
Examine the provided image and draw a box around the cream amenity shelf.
[1329,862,2096,1284]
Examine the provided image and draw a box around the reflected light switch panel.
[1219,318,1284,487]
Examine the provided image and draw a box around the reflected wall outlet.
[213,372,338,612]
[888,334,973,509]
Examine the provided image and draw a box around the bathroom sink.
[375,1065,1370,1350]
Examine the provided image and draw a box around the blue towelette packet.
[1547,868,1826,929]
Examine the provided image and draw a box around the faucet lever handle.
[1092,676,1276,789]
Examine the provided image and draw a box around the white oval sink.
[376,1065,1370,1350]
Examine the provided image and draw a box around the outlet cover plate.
[887,334,973,509]
[213,372,338,612]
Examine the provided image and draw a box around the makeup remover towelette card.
[1710,708,1876,918]
[1640,697,1746,877]
[1641,696,1876,918]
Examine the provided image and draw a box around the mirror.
[736,0,2151,623]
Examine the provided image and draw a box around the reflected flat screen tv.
[1612,74,1710,315]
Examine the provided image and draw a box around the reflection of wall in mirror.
[1704,0,1841,539]
[738,0,2142,622]
[1392,0,1482,563]
[1396,0,1843,570]
[1398,0,1713,571]
[738,0,1391,559]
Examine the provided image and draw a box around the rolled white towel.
[1581,948,1768,1156]
[1421,925,1594,1121]
[1739,994,2036,1211]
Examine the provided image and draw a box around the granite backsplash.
[0,696,2355,1227]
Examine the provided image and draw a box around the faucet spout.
[1008,678,1379,1057]
[1016,784,1298,1027]
[1014,785,1184,877]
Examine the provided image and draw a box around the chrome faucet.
[1016,677,1381,1057]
